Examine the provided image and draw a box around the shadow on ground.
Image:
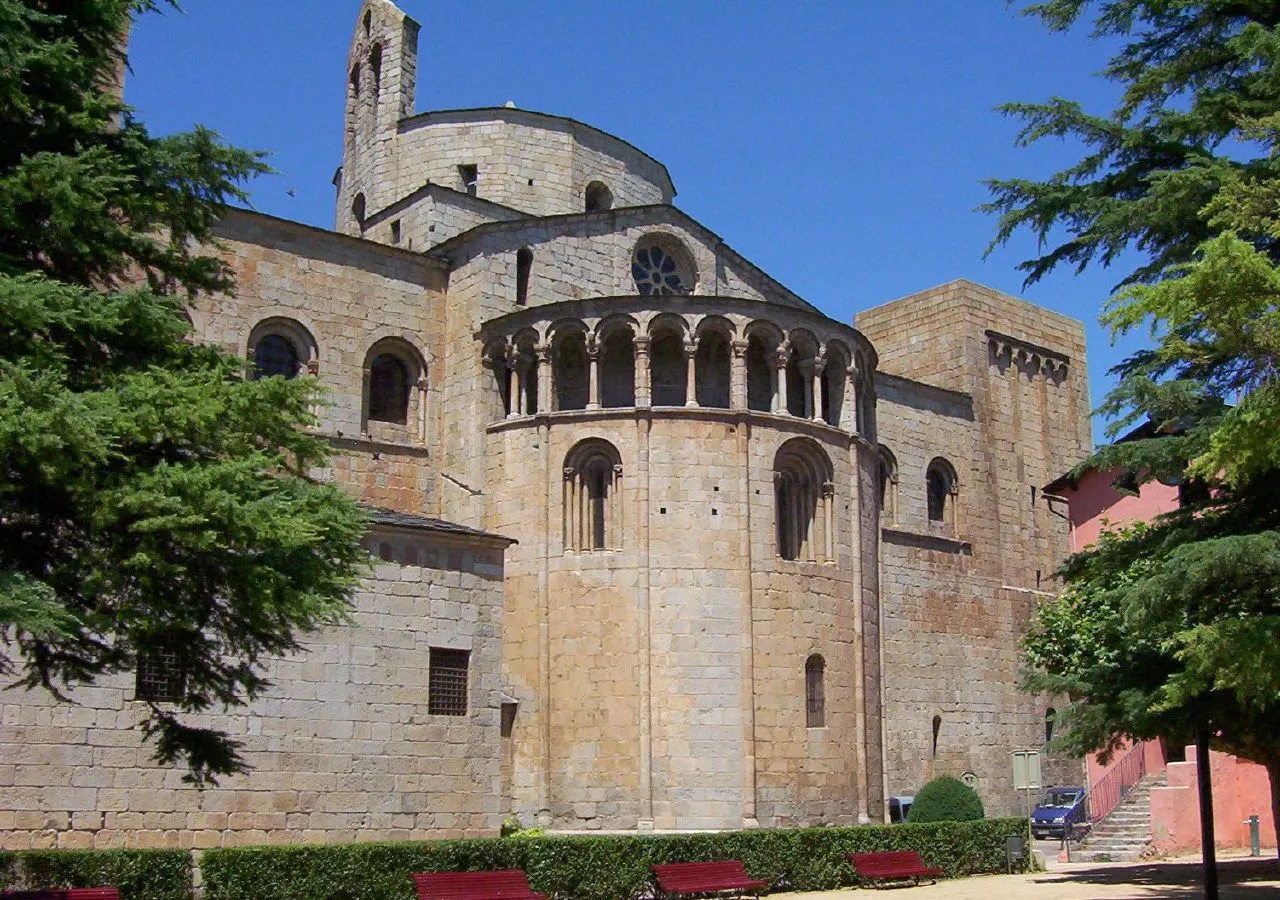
[1035,858,1280,896]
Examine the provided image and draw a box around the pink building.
[1044,454,1276,854]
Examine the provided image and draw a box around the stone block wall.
[388,111,672,221]
[202,210,447,518]
[0,526,508,850]
[858,280,1088,818]
[482,409,870,831]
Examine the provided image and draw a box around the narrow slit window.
[516,248,532,305]
[805,655,825,728]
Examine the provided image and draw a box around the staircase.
[1074,773,1165,862]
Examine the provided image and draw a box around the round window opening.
[632,241,692,296]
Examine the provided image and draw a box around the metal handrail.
[1088,741,1148,823]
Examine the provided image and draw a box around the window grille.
[428,648,469,716]
[136,639,186,703]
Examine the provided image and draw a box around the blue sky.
[126,1,1149,445]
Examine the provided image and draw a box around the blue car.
[1031,787,1087,839]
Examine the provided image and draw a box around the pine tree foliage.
[991,1,1280,857]
[0,0,368,784]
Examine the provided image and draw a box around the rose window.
[632,243,690,295]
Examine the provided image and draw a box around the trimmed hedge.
[908,776,985,823]
[0,848,192,900]
[202,817,1028,900]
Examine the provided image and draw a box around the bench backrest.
[0,891,121,900]
[653,860,752,888]
[413,869,538,899]
[849,850,929,870]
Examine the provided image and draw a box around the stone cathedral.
[0,0,1091,849]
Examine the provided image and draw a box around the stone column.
[730,339,748,411]
[416,376,428,443]
[508,348,523,420]
[535,342,551,414]
[810,358,826,423]
[633,335,651,409]
[586,336,600,411]
[684,338,698,408]
[773,345,790,415]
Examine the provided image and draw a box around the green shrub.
[0,848,192,900]
[201,818,1027,900]
[907,776,985,823]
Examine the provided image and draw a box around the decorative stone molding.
[985,329,1069,381]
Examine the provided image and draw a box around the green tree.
[987,0,1280,882]
[0,0,367,784]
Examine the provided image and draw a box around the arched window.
[515,248,532,306]
[695,328,731,408]
[364,339,427,437]
[774,438,835,563]
[564,439,622,552]
[1045,707,1056,744]
[649,326,687,406]
[368,354,409,424]
[363,9,372,35]
[631,235,695,296]
[350,63,361,98]
[584,181,613,212]
[352,192,366,227]
[252,333,299,379]
[786,332,820,419]
[926,457,958,528]
[805,654,825,728]
[932,714,942,757]
[821,343,848,427]
[248,318,316,381]
[878,445,898,525]
[552,331,588,411]
[746,333,774,412]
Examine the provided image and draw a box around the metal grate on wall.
[428,647,469,716]
[136,640,187,703]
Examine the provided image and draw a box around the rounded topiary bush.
[907,775,985,823]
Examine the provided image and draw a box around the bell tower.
[336,0,420,237]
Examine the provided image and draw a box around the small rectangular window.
[428,647,469,715]
[390,219,401,244]
[136,638,186,703]
[458,164,478,197]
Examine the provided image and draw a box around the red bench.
[412,869,547,900]
[0,891,120,900]
[847,850,943,886]
[652,861,767,900]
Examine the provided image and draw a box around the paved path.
[779,856,1280,899]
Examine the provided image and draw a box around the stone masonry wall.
[0,526,507,850]
[483,409,869,830]
[858,280,1088,817]
[202,210,448,517]
[388,112,672,221]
